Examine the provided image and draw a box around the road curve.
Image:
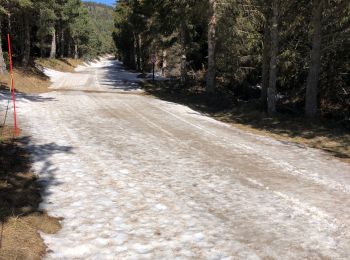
[17,57,350,259]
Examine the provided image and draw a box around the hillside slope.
[84,2,115,55]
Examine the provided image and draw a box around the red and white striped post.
[7,34,19,136]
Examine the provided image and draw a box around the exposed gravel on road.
[11,57,350,259]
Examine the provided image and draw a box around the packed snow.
[9,57,350,259]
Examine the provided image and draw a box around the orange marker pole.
[7,34,19,136]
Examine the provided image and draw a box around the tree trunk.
[74,44,78,59]
[138,34,143,72]
[305,0,323,117]
[50,29,56,59]
[127,37,136,69]
[162,50,167,77]
[134,33,141,71]
[60,29,65,58]
[206,0,217,93]
[267,1,279,115]
[132,34,138,70]
[0,20,7,74]
[40,39,45,58]
[22,13,31,66]
[180,22,187,83]
[261,15,270,110]
[67,39,72,58]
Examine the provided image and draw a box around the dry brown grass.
[0,67,50,94]
[36,58,83,73]
[0,212,60,260]
[0,58,82,259]
[214,111,350,164]
[0,126,15,141]
[0,58,83,95]
[0,133,60,260]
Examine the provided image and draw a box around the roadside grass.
[142,80,350,163]
[0,58,84,94]
[0,131,60,260]
[0,58,83,259]
[36,58,83,73]
[0,66,50,94]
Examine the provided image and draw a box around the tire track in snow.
[18,57,350,259]
[84,78,349,256]
[106,97,349,240]
[149,101,350,194]
[122,98,350,237]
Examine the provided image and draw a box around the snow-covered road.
[14,57,350,259]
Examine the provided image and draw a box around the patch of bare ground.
[0,132,60,260]
[142,80,350,163]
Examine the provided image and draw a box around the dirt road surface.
[12,57,350,259]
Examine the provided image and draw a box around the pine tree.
[206,0,218,93]
[0,4,7,74]
[267,0,279,115]
[305,0,324,117]
[35,0,57,57]
[69,5,90,59]
[16,0,33,66]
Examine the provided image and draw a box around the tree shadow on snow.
[98,60,142,92]
[0,136,74,223]
[0,87,56,104]
[142,80,350,162]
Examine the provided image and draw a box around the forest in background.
[114,0,350,121]
[0,0,114,68]
[84,1,115,56]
